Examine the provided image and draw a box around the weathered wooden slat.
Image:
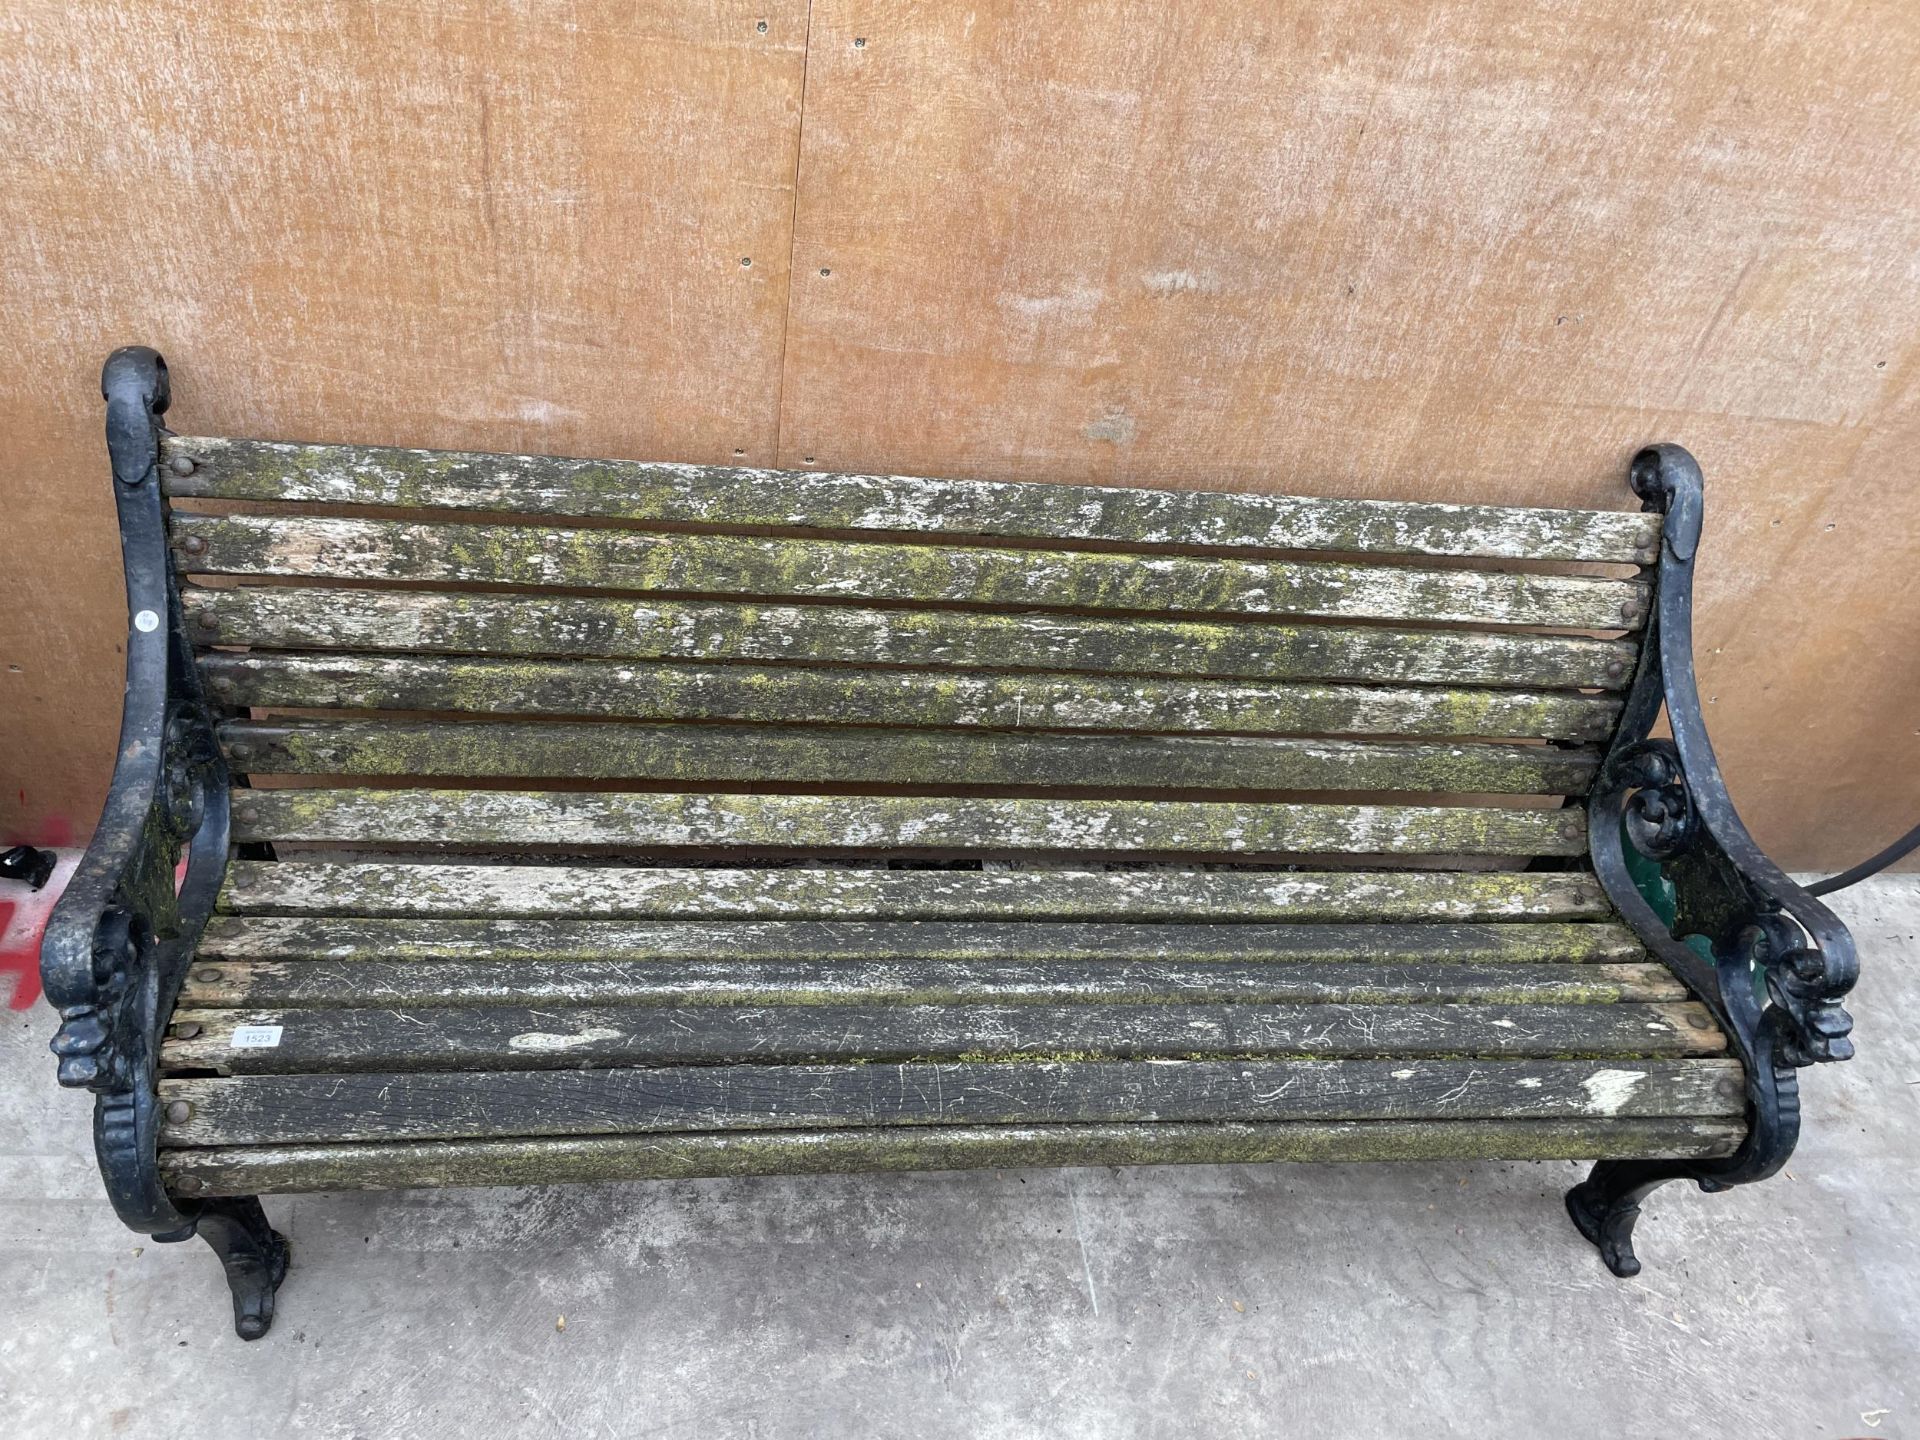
[197,652,1625,742]
[217,862,1617,922]
[160,999,1726,1074]
[156,1057,1743,1146]
[219,718,1600,795]
[195,916,1645,964]
[156,1117,1745,1197]
[227,788,1590,856]
[162,435,1663,565]
[182,587,1641,691]
[172,959,1686,1010]
[172,513,1649,630]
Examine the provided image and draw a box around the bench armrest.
[39,348,233,1232]
[1588,445,1858,1186]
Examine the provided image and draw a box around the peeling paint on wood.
[171,512,1649,629]
[197,652,1625,741]
[227,787,1591,856]
[182,586,1641,690]
[193,917,1646,964]
[162,434,1662,564]
[160,999,1726,1074]
[216,863,1617,922]
[173,957,1686,1010]
[219,718,1602,794]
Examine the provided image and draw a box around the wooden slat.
[172,959,1686,1010]
[163,435,1663,565]
[171,513,1649,629]
[160,1000,1726,1074]
[157,1057,1743,1146]
[217,863,1618,922]
[195,916,1645,964]
[157,1118,1746,1197]
[197,652,1625,742]
[194,917,1645,964]
[182,587,1642,691]
[227,788,1590,856]
[219,719,1600,794]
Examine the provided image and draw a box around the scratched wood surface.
[158,1118,1746,1196]
[4,0,1918,868]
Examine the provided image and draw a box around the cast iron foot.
[160,1197,291,1339]
[1565,1159,1690,1278]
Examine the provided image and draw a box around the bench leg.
[157,1197,291,1339]
[1564,1159,1694,1277]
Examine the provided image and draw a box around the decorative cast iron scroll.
[1566,444,1858,1276]
[39,349,289,1339]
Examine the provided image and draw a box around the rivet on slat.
[211,675,236,694]
[173,1174,204,1195]
[165,1100,192,1124]
[182,535,208,556]
[1619,598,1645,624]
[194,968,223,983]
[169,455,197,477]
[170,1022,203,1040]
[1684,1011,1713,1030]
[1560,819,1583,840]
[1605,659,1627,679]
[229,742,253,760]
[194,611,219,630]
[238,806,260,824]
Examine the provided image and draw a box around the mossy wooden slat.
[156,1056,1742,1146]
[197,652,1624,742]
[195,916,1646,965]
[163,436,1662,565]
[182,587,1641,691]
[160,999,1726,1074]
[157,1117,1744,1197]
[218,718,1601,795]
[173,959,1686,1010]
[227,788,1590,857]
[217,862,1616,922]
[171,514,1648,630]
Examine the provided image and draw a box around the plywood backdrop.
[1,0,1915,870]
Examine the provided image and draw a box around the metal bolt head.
[1605,659,1626,679]
[171,1021,203,1039]
[1619,599,1644,623]
[194,610,218,630]
[229,741,253,760]
[165,1100,192,1124]
[193,967,222,983]
[1560,818,1583,840]
[174,1174,204,1195]
[168,455,196,477]
[238,805,260,824]
[212,675,236,693]
[182,534,207,555]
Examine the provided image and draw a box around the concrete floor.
[1,879,1914,1439]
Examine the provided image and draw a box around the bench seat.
[46,349,1858,1337]
[157,861,1742,1195]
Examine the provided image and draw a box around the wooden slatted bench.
[43,348,1859,1339]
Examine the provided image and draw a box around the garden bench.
[44,347,1858,1339]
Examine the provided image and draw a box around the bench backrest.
[164,436,1655,868]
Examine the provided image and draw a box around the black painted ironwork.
[1566,443,1859,1276]
[38,348,289,1339]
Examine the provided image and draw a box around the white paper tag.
[230,1024,284,1049]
